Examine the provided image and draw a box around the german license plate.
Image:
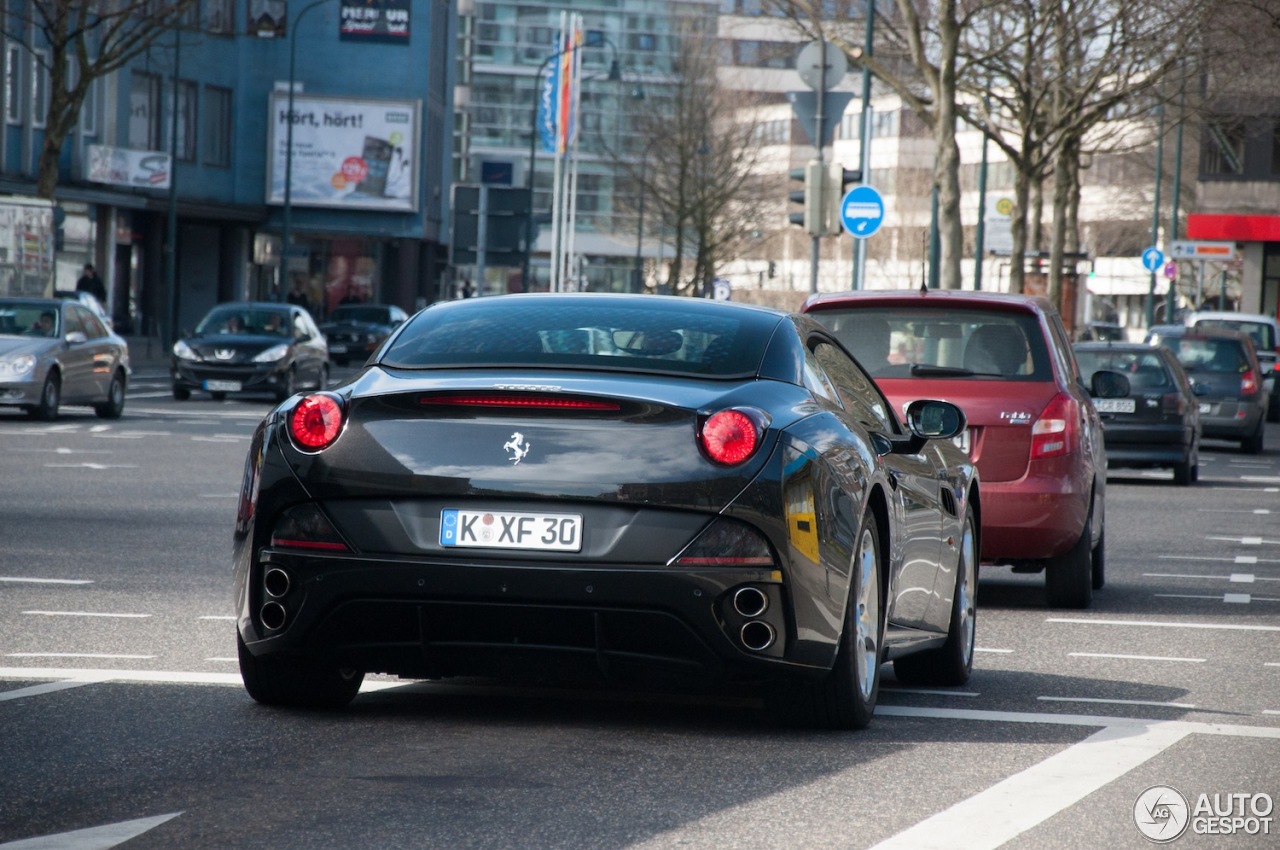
[204,380,241,392]
[329,345,347,354]
[1199,403,1213,414]
[951,428,971,454]
[1095,398,1136,413]
[440,509,583,552]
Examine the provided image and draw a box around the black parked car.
[172,302,328,402]
[318,302,409,366]
[1074,342,1202,485]
[233,294,980,729]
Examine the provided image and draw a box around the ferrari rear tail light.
[270,503,350,552]
[289,393,344,450]
[673,518,775,567]
[1241,370,1259,396]
[699,408,763,465]
[1030,392,1079,459]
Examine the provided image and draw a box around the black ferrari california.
[234,294,979,728]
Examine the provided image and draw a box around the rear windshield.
[1075,348,1175,391]
[811,306,1052,380]
[379,298,780,376]
[1171,337,1250,374]
[1193,318,1275,352]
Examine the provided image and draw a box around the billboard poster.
[339,0,410,43]
[266,93,420,212]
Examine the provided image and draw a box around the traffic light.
[789,160,861,237]
[825,164,862,236]
[787,159,826,236]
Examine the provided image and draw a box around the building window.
[6,43,23,124]
[129,71,161,150]
[173,79,197,161]
[79,72,98,136]
[1202,117,1246,176]
[203,85,231,167]
[204,0,234,34]
[30,50,48,127]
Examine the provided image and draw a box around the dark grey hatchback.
[1074,342,1201,485]
[1150,326,1266,454]
[172,302,329,402]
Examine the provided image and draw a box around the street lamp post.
[633,155,647,292]
[279,0,332,301]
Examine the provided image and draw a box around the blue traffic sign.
[840,185,884,238]
[1141,246,1164,273]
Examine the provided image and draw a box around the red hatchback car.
[803,289,1127,608]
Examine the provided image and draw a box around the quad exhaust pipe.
[260,601,287,631]
[740,620,776,652]
[732,586,768,618]
[264,568,291,598]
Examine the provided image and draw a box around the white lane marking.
[1048,617,1280,632]
[1068,652,1204,663]
[867,723,1194,850]
[975,647,1013,653]
[1237,555,1259,564]
[1266,663,1280,667]
[5,653,155,660]
[197,615,236,621]
[883,688,980,698]
[190,436,245,443]
[43,463,137,470]
[1038,696,1197,709]
[205,657,236,663]
[1208,536,1266,545]
[0,676,112,702]
[93,431,172,438]
[0,668,241,687]
[0,812,183,849]
[0,577,93,585]
[22,611,150,619]
[1153,593,1253,603]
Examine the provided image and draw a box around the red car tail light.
[1030,392,1079,459]
[1241,370,1260,396]
[699,408,762,465]
[673,518,775,567]
[270,503,350,552]
[1160,391,1188,415]
[289,393,344,450]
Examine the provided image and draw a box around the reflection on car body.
[803,289,1130,609]
[233,293,979,729]
[0,296,130,420]
[171,302,329,402]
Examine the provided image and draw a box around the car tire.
[275,368,297,403]
[1173,458,1194,486]
[237,632,363,710]
[1091,526,1106,591]
[29,372,60,421]
[94,369,126,419]
[892,510,977,687]
[1045,506,1093,609]
[172,385,190,401]
[1268,399,1280,424]
[1242,420,1264,454]
[766,509,883,730]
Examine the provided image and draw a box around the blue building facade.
[0,0,455,340]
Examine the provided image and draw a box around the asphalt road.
[0,364,1277,849]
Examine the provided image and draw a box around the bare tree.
[2,1,198,199]
[623,28,772,296]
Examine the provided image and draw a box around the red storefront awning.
[1186,213,1280,242]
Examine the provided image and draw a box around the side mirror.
[880,399,967,455]
[1090,369,1130,399]
[65,331,88,344]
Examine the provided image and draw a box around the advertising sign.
[339,0,410,43]
[266,93,420,212]
[85,144,171,190]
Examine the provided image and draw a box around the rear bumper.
[235,549,823,689]
[1199,401,1264,440]
[1103,424,1195,468]
[976,468,1089,562]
